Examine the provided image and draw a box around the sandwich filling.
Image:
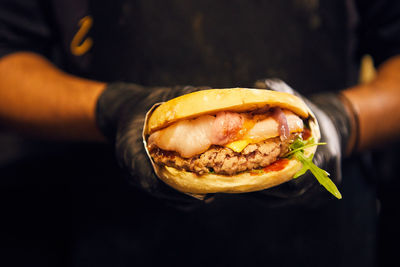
[147,107,305,175]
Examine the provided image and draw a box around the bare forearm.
[342,55,400,152]
[0,52,106,141]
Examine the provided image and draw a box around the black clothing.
[1,0,400,266]
[2,0,400,90]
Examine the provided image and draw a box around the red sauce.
[302,128,312,140]
[250,159,290,176]
[263,158,289,173]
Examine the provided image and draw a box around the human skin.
[0,52,106,141]
[342,55,400,152]
[1,52,400,154]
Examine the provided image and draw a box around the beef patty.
[149,135,296,175]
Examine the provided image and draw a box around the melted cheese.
[225,139,252,153]
[224,111,304,153]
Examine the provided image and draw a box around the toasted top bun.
[146,88,310,135]
[143,88,320,195]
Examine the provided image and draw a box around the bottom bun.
[152,159,303,194]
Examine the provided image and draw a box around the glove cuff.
[310,93,359,156]
[96,82,147,141]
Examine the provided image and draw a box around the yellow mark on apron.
[359,54,376,84]
[70,16,93,56]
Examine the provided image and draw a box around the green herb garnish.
[284,137,342,199]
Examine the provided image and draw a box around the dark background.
[0,135,399,267]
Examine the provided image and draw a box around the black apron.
[1,1,378,266]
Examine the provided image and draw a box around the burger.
[143,88,322,195]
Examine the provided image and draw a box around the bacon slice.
[210,111,244,145]
[245,110,303,142]
[148,109,303,158]
[148,115,215,158]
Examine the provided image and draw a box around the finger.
[254,78,296,94]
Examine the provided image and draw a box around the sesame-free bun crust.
[155,157,303,194]
[146,88,310,135]
[143,88,320,194]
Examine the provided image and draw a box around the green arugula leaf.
[285,137,342,199]
[284,142,326,157]
[292,156,310,179]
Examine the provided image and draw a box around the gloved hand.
[250,79,357,207]
[96,82,208,208]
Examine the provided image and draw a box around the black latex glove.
[96,83,208,208]
[250,79,355,207]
